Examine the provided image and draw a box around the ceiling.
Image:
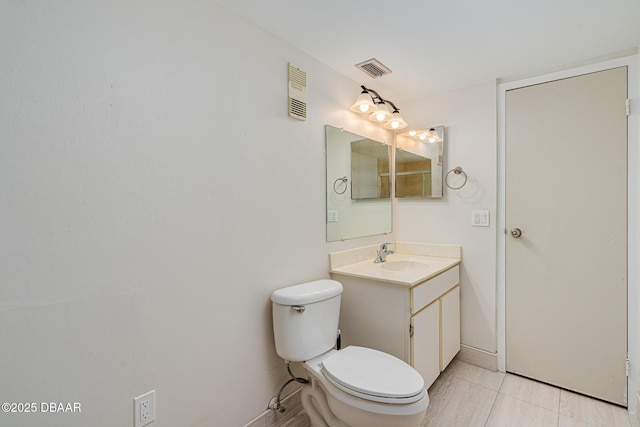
[218,0,640,102]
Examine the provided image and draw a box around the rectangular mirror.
[395,126,444,198]
[326,125,392,242]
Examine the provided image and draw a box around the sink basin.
[330,248,460,286]
[380,260,430,272]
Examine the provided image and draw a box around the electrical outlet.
[134,390,155,427]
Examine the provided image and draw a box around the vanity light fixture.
[350,85,408,130]
[426,128,442,143]
[399,128,442,143]
[368,102,392,123]
[350,87,377,113]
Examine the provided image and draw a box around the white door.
[505,67,628,406]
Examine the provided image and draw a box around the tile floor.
[255,359,640,427]
[426,360,638,427]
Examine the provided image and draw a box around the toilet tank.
[271,279,343,362]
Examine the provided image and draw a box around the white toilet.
[271,279,428,427]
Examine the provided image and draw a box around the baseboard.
[456,344,498,371]
[629,391,640,417]
[243,410,266,427]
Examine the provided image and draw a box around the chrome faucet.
[374,243,394,263]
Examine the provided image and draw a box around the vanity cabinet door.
[411,301,440,389]
[440,286,460,371]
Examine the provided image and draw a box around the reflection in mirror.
[326,125,392,242]
[395,126,444,198]
[351,140,390,200]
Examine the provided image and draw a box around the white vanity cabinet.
[333,264,460,389]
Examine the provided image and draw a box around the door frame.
[497,54,640,411]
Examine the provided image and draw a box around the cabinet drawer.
[411,265,459,314]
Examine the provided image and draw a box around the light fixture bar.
[350,85,407,130]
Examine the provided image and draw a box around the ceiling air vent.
[355,58,392,79]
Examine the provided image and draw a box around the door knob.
[510,228,523,238]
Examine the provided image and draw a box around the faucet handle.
[378,242,392,253]
[374,243,394,263]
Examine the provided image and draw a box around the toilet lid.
[320,346,425,404]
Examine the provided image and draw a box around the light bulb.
[408,131,417,137]
[419,133,427,140]
[359,104,370,113]
[429,137,437,143]
[375,111,386,121]
[390,120,400,129]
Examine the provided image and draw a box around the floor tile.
[558,414,591,427]
[448,359,506,391]
[423,374,497,427]
[485,393,558,427]
[280,408,311,427]
[559,390,630,427]
[500,374,560,412]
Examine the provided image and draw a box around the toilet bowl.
[303,347,428,427]
[271,279,429,427]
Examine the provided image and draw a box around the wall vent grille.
[355,58,392,78]
[289,98,306,119]
[288,63,307,121]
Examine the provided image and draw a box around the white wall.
[0,1,392,426]
[395,81,498,353]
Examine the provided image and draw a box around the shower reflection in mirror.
[350,139,391,200]
[395,126,445,199]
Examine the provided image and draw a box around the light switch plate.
[472,210,490,227]
[328,210,338,222]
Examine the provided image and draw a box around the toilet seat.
[320,346,425,404]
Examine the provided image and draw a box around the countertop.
[330,253,461,286]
